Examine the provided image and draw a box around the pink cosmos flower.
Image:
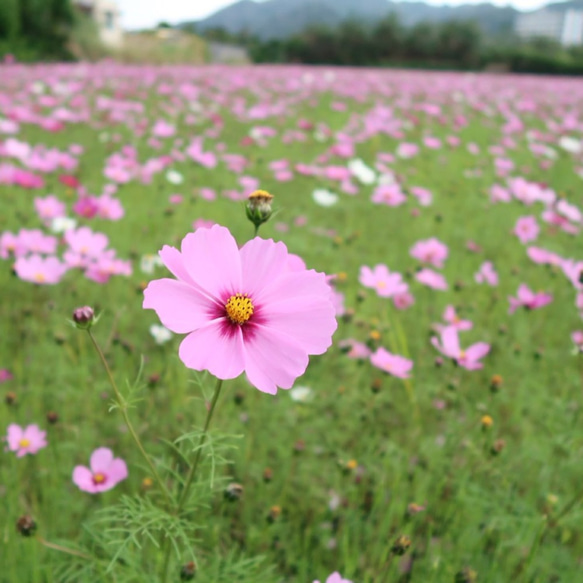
[474,261,499,286]
[359,264,408,298]
[410,238,448,268]
[14,255,68,284]
[371,184,407,206]
[431,326,490,370]
[370,347,413,378]
[393,291,415,310]
[339,339,371,360]
[34,195,66,224]
[6,424,47,457]
[572,330,583,352]
[313,573,352,583]
[72,447,128,493]
[0,369,12,382]
[513,216,540,243]
[143,225,337,395]
[527,246,563,266]
[508,284,553,314]
[415,268,448,291]
[410,186,432,206]
[96,195,124,220]
[439,305,473,331]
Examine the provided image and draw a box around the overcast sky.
[119,0,548,30]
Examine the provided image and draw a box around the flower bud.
[267,505,281,523]
[262,467,273,483]
[246,189,274,230]
[180,561,196,581]
[455,567,478,583]
[391,534,412,556]
[72,306,95,330]
[481,415,493,430]
[16,515,37,537]
[224,483,244,501]
[46,411,59,425]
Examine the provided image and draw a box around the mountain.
[183,0,519,39]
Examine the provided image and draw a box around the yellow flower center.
[93,472,106,484]
[19,438,30,448]
[376,281,386,288]
[34,273,46,283]
[459,350,466,359]
[453,315,460,323]
[225,294,254,325]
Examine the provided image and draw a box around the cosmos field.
[0,63,582,583]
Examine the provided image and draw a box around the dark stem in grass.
[37,536,92,560]
[86,329,172,507]
[160,377,224,583]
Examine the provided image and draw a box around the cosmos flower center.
[34,273,46,283]
[376,281,386,288]
[225,293,254,325]
[93,472,106,485]
[459,350,467,359]
[19,438,30,448]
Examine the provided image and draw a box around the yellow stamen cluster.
[93,472,106,484]
[248,189,273,205]
[19,438,30,448]
[34,273,46,283]
[225,294,254,325]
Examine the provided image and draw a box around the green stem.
[86,329,172,507]
[253,224,260,237]
[161,377,224,583]
[37,536,92,560]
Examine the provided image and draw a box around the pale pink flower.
[96,195,124,220]
[65,227,108,258]
[143,225,337,395]
[72,447,128,494]
[6,424,47,457]
[199,187,216,201]
[513,216,539,243]
[371,347,413,378]
[313,572,352,583]
[338,339,371,360]
[34,195,66,224]
[14,255,68,284]
[431,326,490,370]
[508,284,553,314]
[527,246,562,266]
[474,261,499,286]
[359,264,408,298]
[396,142,419,159]
[371,184,406,206]
[393,291,415,310]
[410,238,448,268]
[572,331,583,351]
[440,305,473,331]
[490,184,511,203]
[19,229,57,254]
[410,186,432,206]
[193,219,216,230]
[415,268,448,291]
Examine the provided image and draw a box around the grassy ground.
[0,64,582,583]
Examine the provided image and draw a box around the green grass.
[0,66,582,583]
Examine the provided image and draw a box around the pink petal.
[90,447,114,473]
[441,326,461,357]
[465,342,490,362]
[179,320,245,380]
[240,237,289,301]
[107,458,129,484]
[180,226,241,299]
[73,465,97,493]
[243,326,309,394]
[143,278,219,333]
[6,424,23,450]
[159,245,195,285]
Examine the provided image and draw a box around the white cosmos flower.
[50,216,77,233]
[166,169,184,185]
[348,159,376,184]
[559,136,582,155]
[377,172,398,185]
[289,385,313,403]
[140,254,164,274]
[312,189,338,207]
[149,324,173,345]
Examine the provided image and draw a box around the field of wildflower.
[1,62,582,583]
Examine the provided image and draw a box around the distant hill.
[182,0,520,39]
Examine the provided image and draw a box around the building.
[515,6,583,46]
[74,0,124,48]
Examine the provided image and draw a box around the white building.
[515,7,583,46]
[74,0,124,48]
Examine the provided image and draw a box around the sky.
[118,0,549,31]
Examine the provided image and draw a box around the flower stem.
[37,536,92,560]
[160,377,224,582]
[177,377,224,511]
[86,329,172,507]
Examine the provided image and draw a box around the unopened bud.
[5,391,16,405]
[72,306,95,329]
[267,505,281,523]
[455,567,478,583]
[16,515,37,537]
[263,467,273,483]
[391,534,412,556]
[224,483,244,501]
[180,561,196,581]
[246,189,274,230]
[46,411,59,425]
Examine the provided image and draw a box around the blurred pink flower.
[513,216,539,243]
[72,447,128,493]
[371,347,413,378]
[508,284,553,314]
[339,339,371,359]
[359,264,408,298]
[143,225,337,394]
[431,326,490,370]
[0,369,12,382]
[6,424,47,457]
[440,305,473,331]
[474,261,499,286]
[14,255,68,284]
[34,195,66,224]
[415,268,448,291]
[393,291,415,310]
[410,238,448,268]
[572,330,583,351]
[313,573,352,583]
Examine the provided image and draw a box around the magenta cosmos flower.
[313,573,352,583]
[370,347,413,378]
[431,326,490,370]
[508,284,553,314]
[513,216,540,244]
[143,225,337,394]
[72,447,128,493]
[6,424,47,457]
